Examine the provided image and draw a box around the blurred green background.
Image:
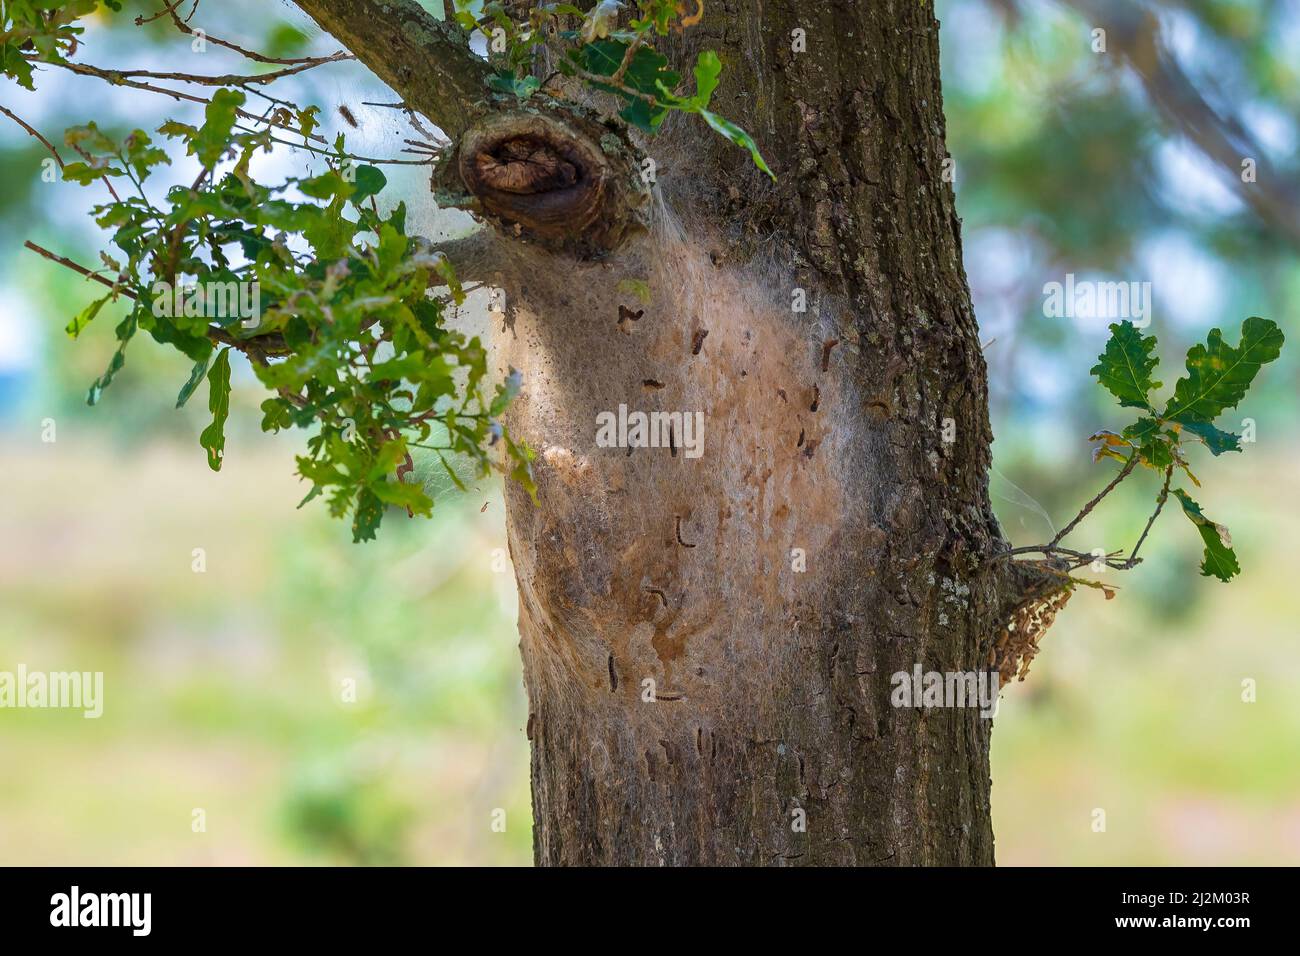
[1,0,1297,865]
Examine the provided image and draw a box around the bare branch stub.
[291,0,651,257]
[291,0,491,141]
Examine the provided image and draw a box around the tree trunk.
[295,0,1029,866]
[489,0,1010,866]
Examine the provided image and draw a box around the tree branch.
[36,51,354,88]
[1125,464,1172,565]
[230,123,434,165]
[0,104,64,166]
[22,240,291,359]
[145,0,351,66]
[32,59,328,144]
[24,240,118,290]
[287,0,652,255]
[988,544,1127,571]
[289,0,491,140]
[1048,454,1138,548]
[986,454,1150,573]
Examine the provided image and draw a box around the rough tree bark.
[295,0,1034,865]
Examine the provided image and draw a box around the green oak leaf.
[61,161,125,186]
[1163,316,1283,424]
[619,47,680,96]
[488,71,540,100]
[351,487,384,543]
[199,347,232,471]
[490,366,523,417]
[66,292,111,338]
[618,98,666,133]
[123,129,171,181]
[193,89,246,168]
[370,478,433,516]
[1091,320,1160,410]
[1171,489,1240,582]
[157,119,199,140]
[1175,418,1241,455]
[86,309,138,406]
[260,396,296,432]
[686,51,722,110]
[577,41,680,130]
[576,39,629,77]
[350,164,387,202]
[2,44,37,90]
[1122,417,1175,469]
[176,351,214,408]
[295,105,320,142]
[504,428,537,503]
[699,109,774,180]
[64,121,118,154]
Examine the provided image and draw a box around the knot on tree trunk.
[453,106,651,258]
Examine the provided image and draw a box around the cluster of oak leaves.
[3,1,1285,572]
[4,0,771,541]
[1089,317,1282,581]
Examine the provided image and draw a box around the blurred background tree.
[1,0,1297,864]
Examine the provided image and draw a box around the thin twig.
[610,34,647,87]
[992,544,1093,562]
[23,240,290,359]
[1126,465,1174,565]
[570,67,661,107]
[147,0,354,66]
[986,453,1165,574]
[29,59,328,144]
[1048,454,1138,548]
[29,52,350,89]
[986,541,1136,572]
[67,143,124,203]
[0,104,64,166]
[986,544,1127,570]
[403,138,442,152]
[23,240,129,296]
[231,124,433,165]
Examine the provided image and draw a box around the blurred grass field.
[0,433,533,865]
[1,429,1297,864]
